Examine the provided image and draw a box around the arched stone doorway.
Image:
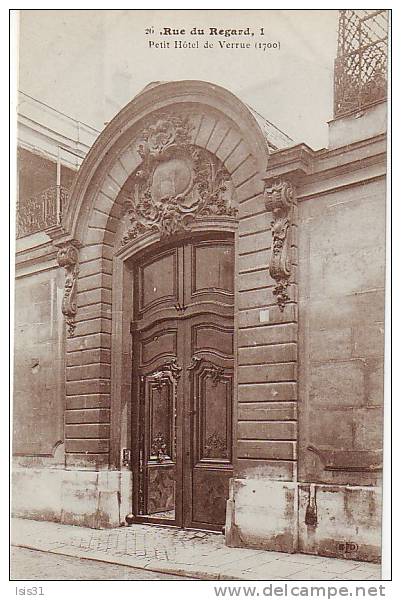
[50,81,273,530]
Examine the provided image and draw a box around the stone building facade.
[13,11,387,564]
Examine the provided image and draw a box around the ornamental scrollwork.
[57,243,79,336]
[204,432,228,459]
[187,356,225,386]
[264,178,296,311]
[121,113,237,244]
[205,365,225,386]
[149,359,181,463]
[151,432,169,463]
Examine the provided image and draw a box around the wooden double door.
[132,235,234,530]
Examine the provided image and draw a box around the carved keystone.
[264,178,296,311]
[57,243,79,336]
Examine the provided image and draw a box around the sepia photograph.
[10,8,390,587]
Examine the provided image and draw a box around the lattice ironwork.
[334,10,388,118]
[17,185,69,238]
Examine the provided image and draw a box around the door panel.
[140,328,178,366]
[192,243,234,294]
[137,247,182,317]
[192,323,234,358]
[195,360,233,464]
[185,316,234,529]
[192,469,232,526]
[138,360,182,520]
[132,236,234,531]
[134,318,182,523]
[184,239,234,308]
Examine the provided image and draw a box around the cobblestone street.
[11,519,382,581]
[11,547,193,580]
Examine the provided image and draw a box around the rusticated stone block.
[206,120,230,154]
[223,140,249,174]
[73,317,112,338]
[195,114,219,149]
[91,191,114,216]
[100,174,121,201]
[238,230,271,254]
[79,258,112,279]
[238,212,270,236]
[66,363,111,382]
[66,348,111,367]
[78,272,112,293]
[84,228,115,247]
[65,408,110,424]
[109,159,129,187]
[238,362,296,384]
[238,249,269,273]
[235,459,296,481]
[238,194,265,218]
[231,157,257,188]
[65,438,109,453]
[239,381,297,402]
[66,332,111,352]
[118,144,142,175]
[237,440,296,460]
[238,284,296,309]
[239,343,297,365]
[65,423,110,439]
[74,305,112,324]
[239,304,297,328]
[239,323,297,346]
[66,393,111,410]
[236,177,264,204]
[238,401,297,421]
[238,269,274,292]
[238,421,297,441]
[66,379,111,396]
[77,288,112,308]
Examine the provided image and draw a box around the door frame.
[109,221,238,528]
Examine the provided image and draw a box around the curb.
[11,542,244,581]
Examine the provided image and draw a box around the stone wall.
[13,265,64,456]
[13,85,386,563]
[298,177,385,487]
[225,109,386,562]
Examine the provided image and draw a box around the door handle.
[174,302,186,313]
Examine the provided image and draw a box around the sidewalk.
[11,518,381,581]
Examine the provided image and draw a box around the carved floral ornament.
[264,177,297,311]
[56,243,79,336]
[121,113,237,244]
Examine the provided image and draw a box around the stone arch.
[59,81,271,470]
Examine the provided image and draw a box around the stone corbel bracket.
[56,242,80,336]
[264,177,297,311]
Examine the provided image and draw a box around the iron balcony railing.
[334,9,388,118]
[16,185,69,238]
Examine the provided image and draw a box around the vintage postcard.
[11,8,390,588]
